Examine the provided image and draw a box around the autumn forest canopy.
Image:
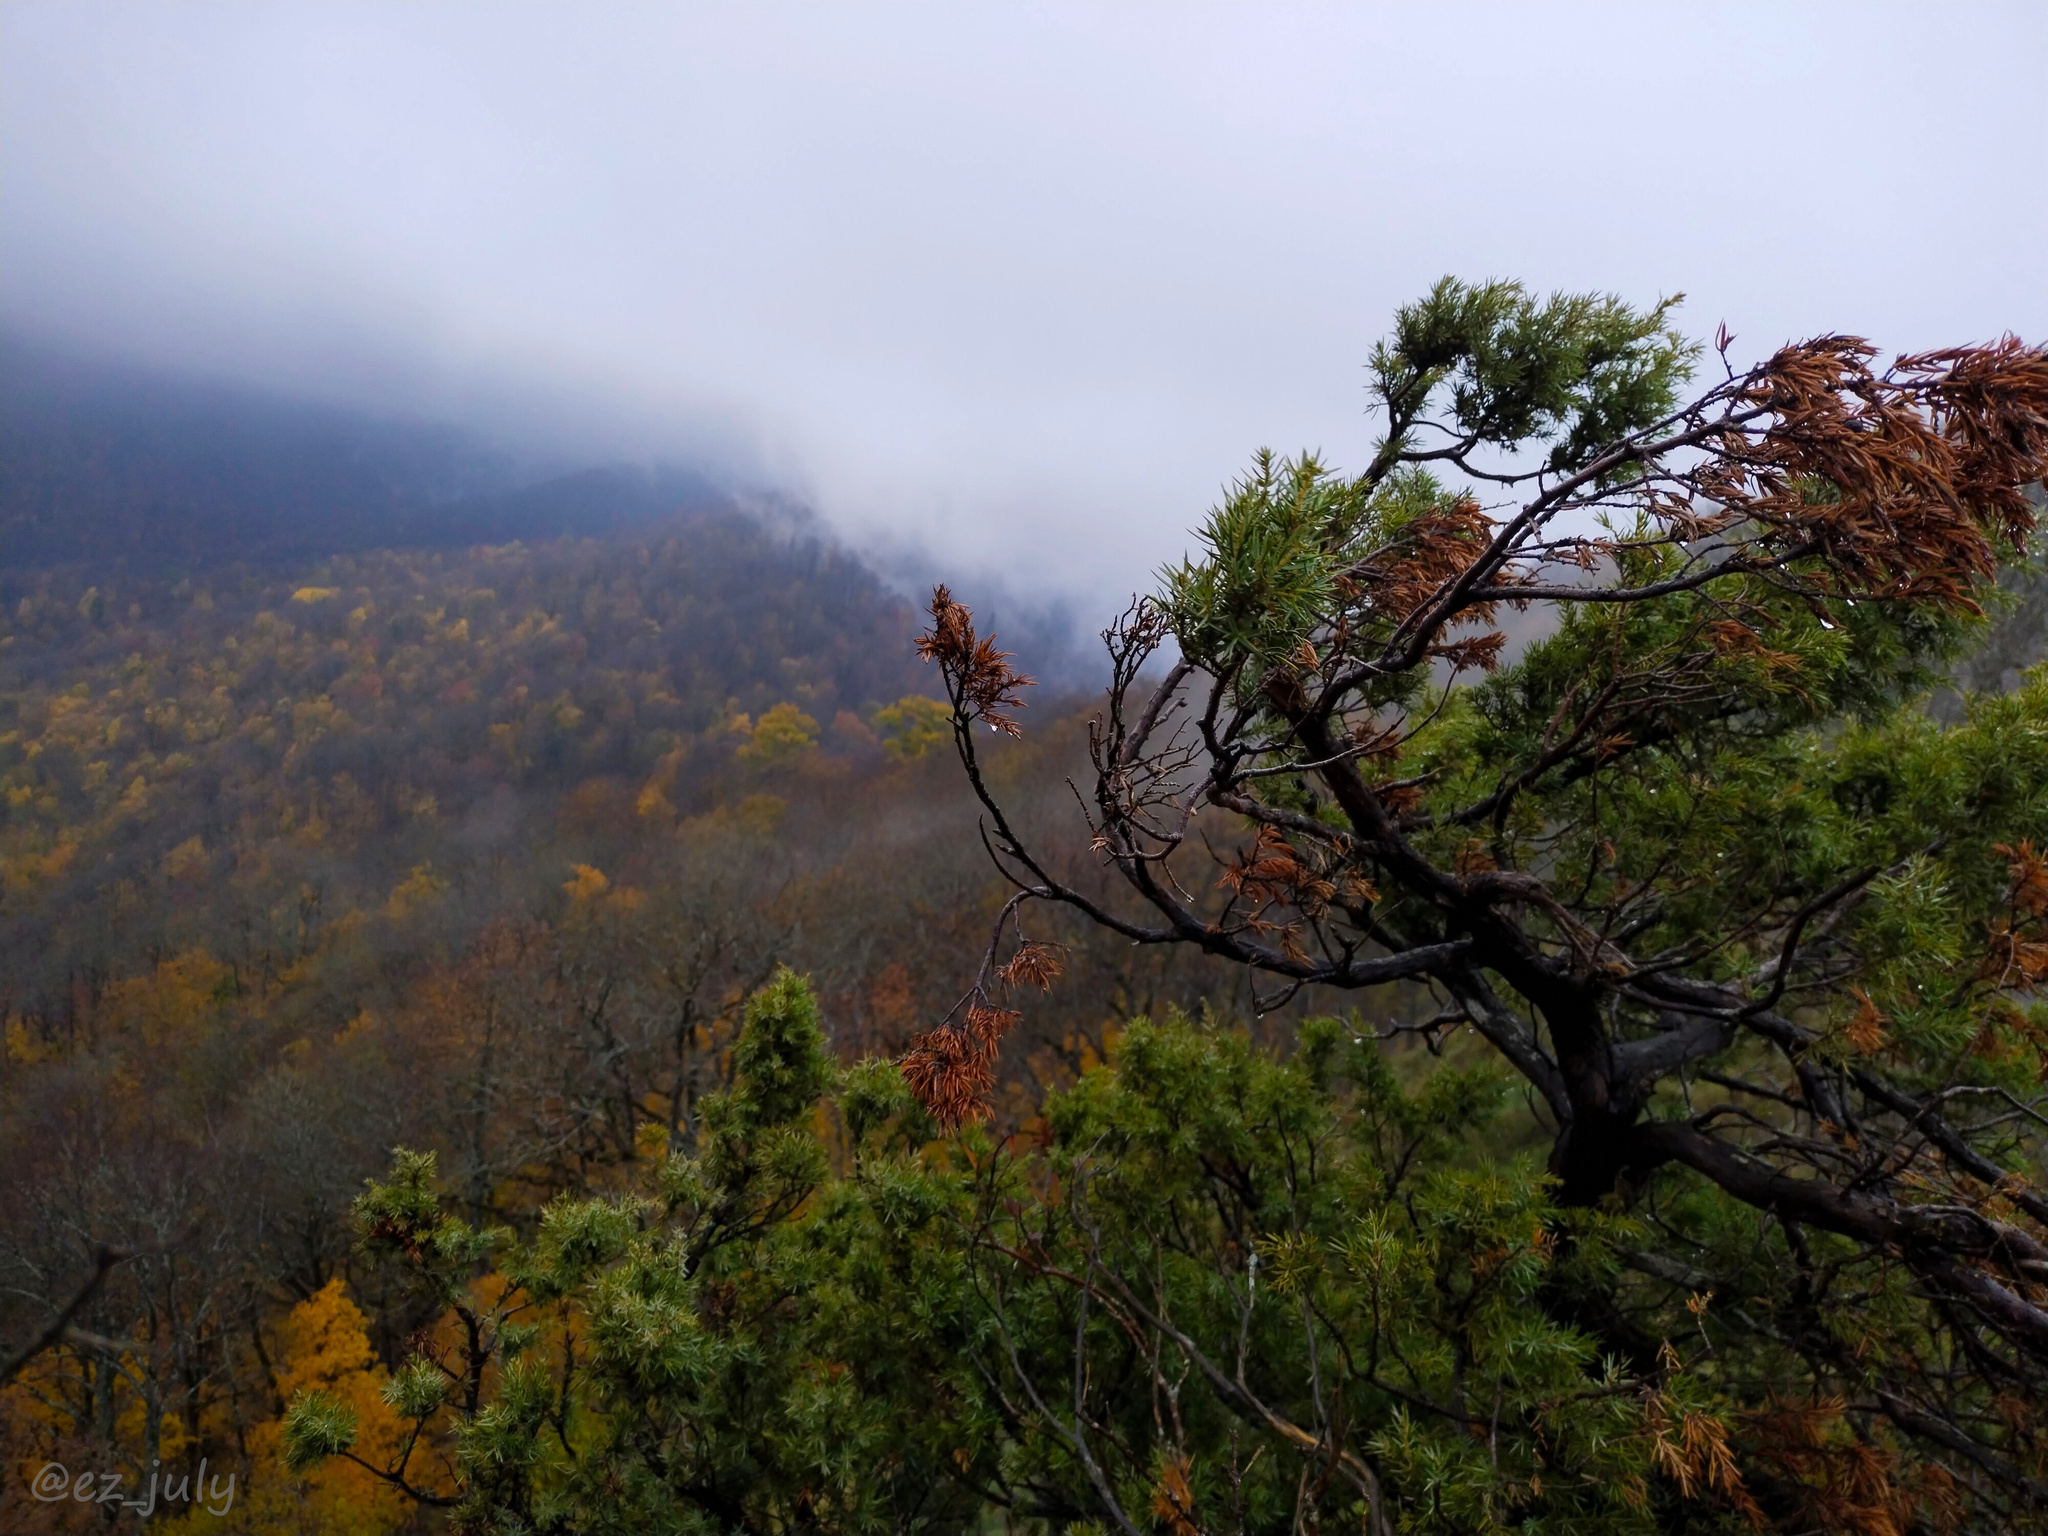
[4,282,2048,1536]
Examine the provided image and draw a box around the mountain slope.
[0,339,734,570]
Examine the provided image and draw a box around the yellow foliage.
[384,863,448,921]
[1,1351,95,1509]
[274,1283,381,1401]
[735,702,818,770]
[165,835,210,882]
[291,698,346,741]
[555,860,642,913]
[873,694,951,761]
[5,1016,55,1063]
[116,1398,193,1469]
[735,793,787,836]
[117,774,151,816]
[178,1280,409,1536]
[100,952,234,1054]
[636,779,677,822]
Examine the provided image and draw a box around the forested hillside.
[0,519,925,995]
[4,304,2047,1536]
[0,363,1292,1536]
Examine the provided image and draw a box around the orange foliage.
[193,1280,410,1536]
[1744,1396,1925,1536]
[1150,1453,1200,1536]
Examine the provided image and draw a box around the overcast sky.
[4,1,2044,608]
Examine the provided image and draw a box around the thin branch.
[1,1246,130,1385]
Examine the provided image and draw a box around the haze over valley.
[4,6,2047,1532]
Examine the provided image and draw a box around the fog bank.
[4,1,2043,612]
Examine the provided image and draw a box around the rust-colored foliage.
[1983,840,2048,991]
[1427,629,1509,674]
[1744,1397,1926,1536]
[1352,491,1498,622]
[900,1003,1022,1130]
[916,585,1034,737]
[1219,825,1315,908]
[1998,839,2048,919]
[1702,336,2048,610]
[1646,1391,1760,1525]
[997,941,1065,992]
[896,589,1056,1124]
[1842,988,1890,1055]
[1150,1453,1200,1536]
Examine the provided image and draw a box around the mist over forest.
[5,341,805,567]
[0,334,1132,1003]
[0,337,1302,1515]
[3,4,2045,1529]
[8,297,2048,1531]
[7,290,2048,1535]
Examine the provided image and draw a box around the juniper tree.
[273,285,2048,1535]
[282,970,998,1535]
[907,279,2048,1517]
[281,976,1781,1535]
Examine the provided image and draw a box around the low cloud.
[4,1,2043,612]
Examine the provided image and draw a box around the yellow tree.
[183,1281,409,1536]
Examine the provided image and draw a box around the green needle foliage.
[295,974,1788,1535]
[1368,277,1696,476]
[914,280,2048,1528]
[287,279,2048,1535]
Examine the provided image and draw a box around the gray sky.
[5,1,2044,608]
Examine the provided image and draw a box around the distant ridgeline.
[0,338,740,570]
